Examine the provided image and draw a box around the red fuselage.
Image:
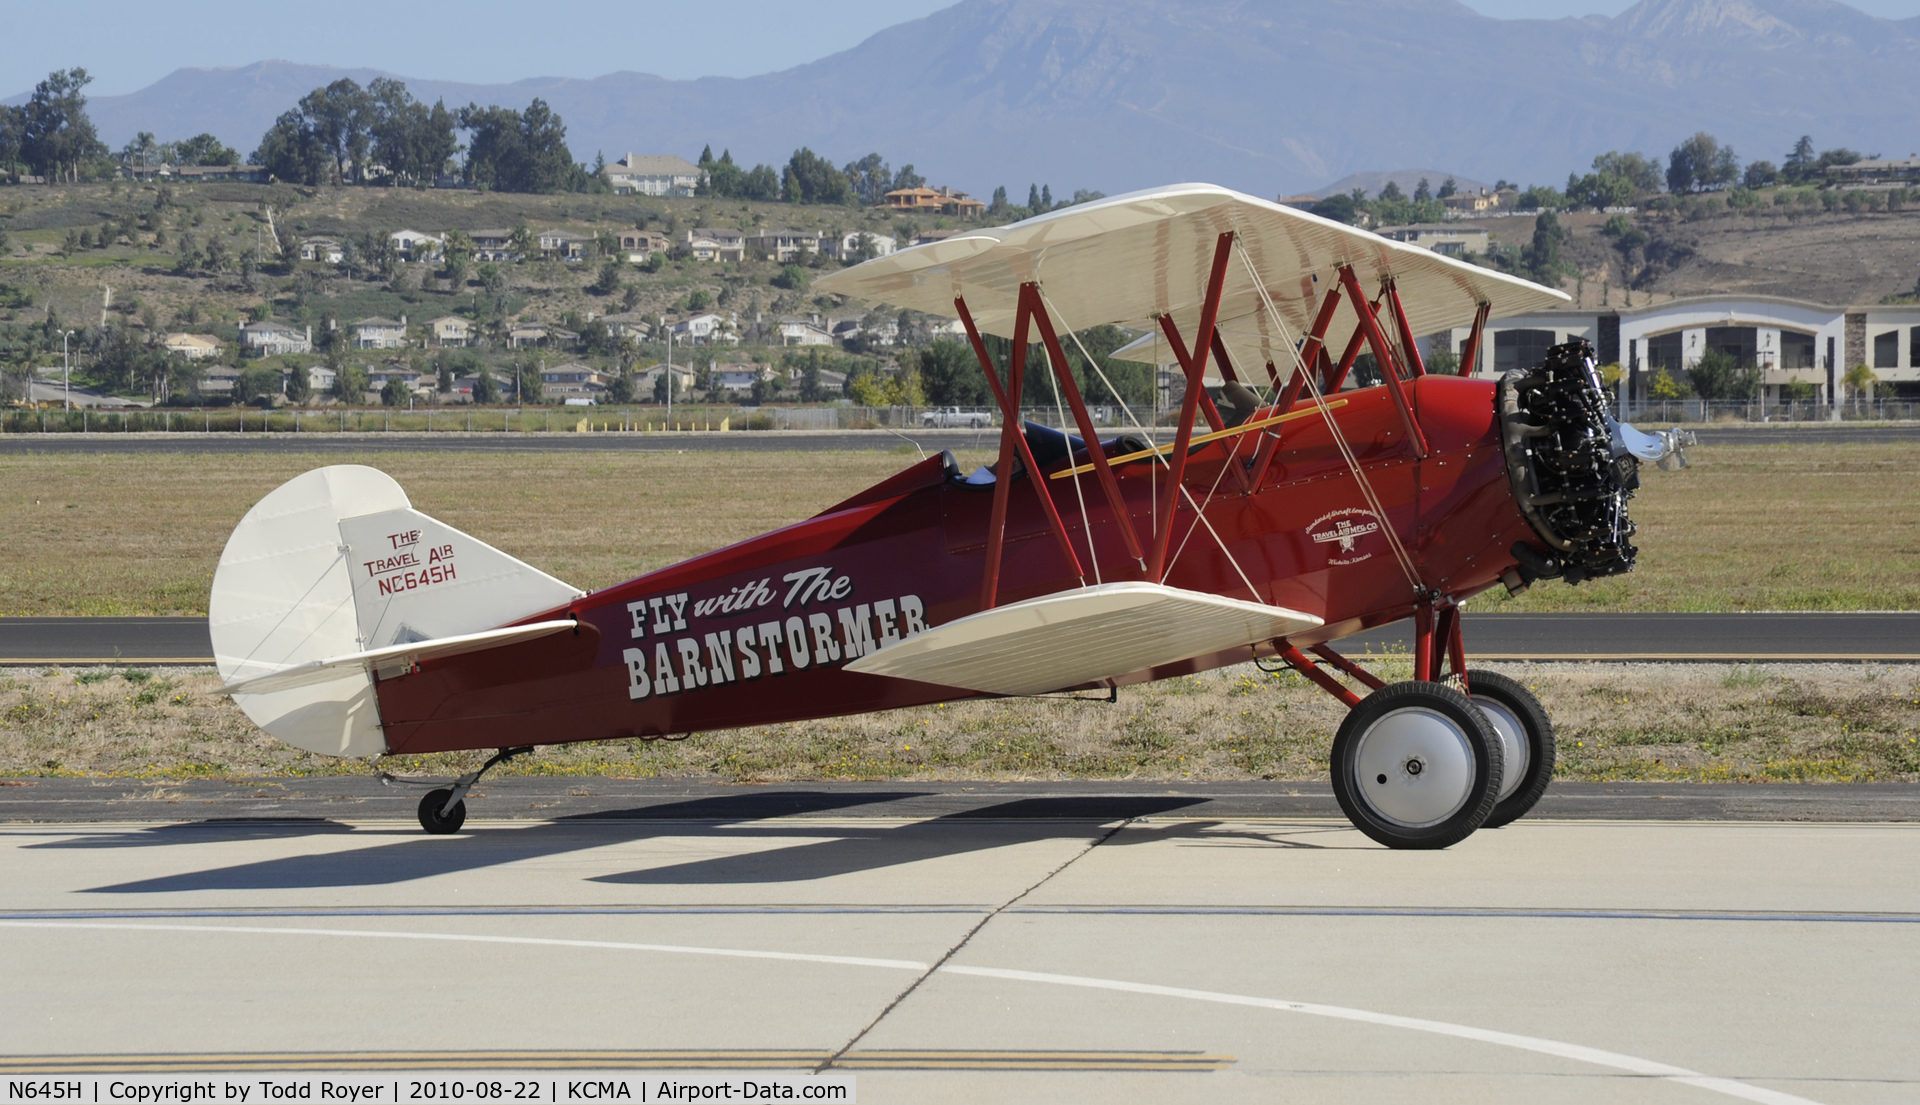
[375,376,1539,754]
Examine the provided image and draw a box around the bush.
[1688,349,1758,400]
[1649,367,1690,399]
[772,264,808,292]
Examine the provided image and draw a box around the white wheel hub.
[1353,707,1477,827]
[1473,696,1531,801]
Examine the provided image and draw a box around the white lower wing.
[844,582,1320,696]
[222,620,578,696]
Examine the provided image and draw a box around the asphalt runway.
[5,612,1913,664]
[0,420,1912,454]
[2,801,1914,1102]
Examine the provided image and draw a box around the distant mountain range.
[14,0,1920,198]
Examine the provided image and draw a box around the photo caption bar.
[1,1074,853,1105]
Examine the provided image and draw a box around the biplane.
[210,184,1690,848]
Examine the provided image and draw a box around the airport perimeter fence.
[2,400,1913,436]
[0,404,1154,435]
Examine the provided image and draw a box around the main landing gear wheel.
[417,788,467,835]
[1465,669,1557,829]
[1331,681,1504,850]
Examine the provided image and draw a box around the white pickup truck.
[920,407,994,428]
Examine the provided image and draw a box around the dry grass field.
[0,440,1915,616]
[3,660,1914,784]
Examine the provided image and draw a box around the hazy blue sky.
[7,0,1920,97]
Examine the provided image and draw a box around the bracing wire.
[1041,320,1101,584]
[1235,250,1425,596]
[1042,288,1262,602]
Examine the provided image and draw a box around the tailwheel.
[1464,669,1556,829]
[1331,681,1504,849]
[417,788,467,835]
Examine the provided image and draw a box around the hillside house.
[600,312,653,341]
[883,185,986,216]
[427,316,472,347]
[537,230,590,261]
[1827,157,1920,185]
[508,324,580,349]
[541,363,611,400]
[197,365,241,398]
[163,333,221,360]
[389,229,443,262]
[775,316,833,346]
[746,229,821,263]
[351,316,408,350]
[670,312,736,345]
[637,363,698,397]
[1442,187,1519,217]
[299,237,344,264]
[683,228,745,262]
[1380,224,1489,257]
[604,154,706,197]
[470,229,520,262]
[239,321,312,357]
[822,230,897,261]
[618,229,671,262]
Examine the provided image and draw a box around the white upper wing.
[814,183,1568,381]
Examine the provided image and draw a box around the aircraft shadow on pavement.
[70,793,1224,894]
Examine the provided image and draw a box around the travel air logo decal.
[1307,508,1380,566]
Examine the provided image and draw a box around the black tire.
[418,788,467,835]
[1465,669,1556,829]
[1331,681,1504,849]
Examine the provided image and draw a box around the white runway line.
[2,919,1825,1104]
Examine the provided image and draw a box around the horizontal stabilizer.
[222,619,578,696]
[844,582,1320,696]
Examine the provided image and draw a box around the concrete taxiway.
[2,804,1915,1103]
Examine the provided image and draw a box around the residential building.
[508,324,580,349]
[1442,187,1520,217]
[197,365,241,398]
[882,185,987,216]
[670,312,737,345]
[1379,223,1489,258]
[713,366,775,393]
[299,237,344,264]
[162,333,221,360]
[537,230,590,261]
[239,321,312,357]
[426,316,472,347]
[469,229,520,262]
[683,228,746,263]
[350,316,408,350]
[1826,157,1920,185]
[775,316,833,346]
[821,230,897,261]
[599,312,653,341]
[389,229,443,262]
[541,362,611,400]
[617,229,671,262]
[746,229,821,263]
[118,164,267,184]
[1429,294,1920,406]
[636,363,698,397]
[604,153,706,197]
[300,363,338,394]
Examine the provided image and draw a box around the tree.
[1648,367,1688,399]
[782,148,852,204]
[368,79,457,186]
[471,365,498,403]
[1309,193,1358,224]
[19,69,107,182]
[1689,348,1757,400]
[799,349,824,402]
[1027,184,1042,211]
[743,163,781,201]
[1524,211,1569,286]
[1437,177,1457,199]
[1843,362,1879,404]
[171,133,239,166]
[1413,178,1431,202]
[1783,135,1817,182]
[1742,160,1779,189]
[606,370,635,404]
[1589,151,1663,195]
[286,362,312,404]
[589,259,623,296]
[990,185,1009,214]
[303,79,375,182]
[459,99,574,193]
[1378,181,1406,204]
[332,362,369,402]
[842,153,894,206]
[1667,132,1738,194]
[253,109,331,185]
[773,264,808,292]
[701,147,746,198]
[918,337,991,406]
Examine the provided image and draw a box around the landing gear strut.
[1277,600,1555,848]
[416,745,532,834]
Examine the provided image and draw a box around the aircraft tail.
[209,465,582,756]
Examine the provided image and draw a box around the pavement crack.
[816,817,1137,1072]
